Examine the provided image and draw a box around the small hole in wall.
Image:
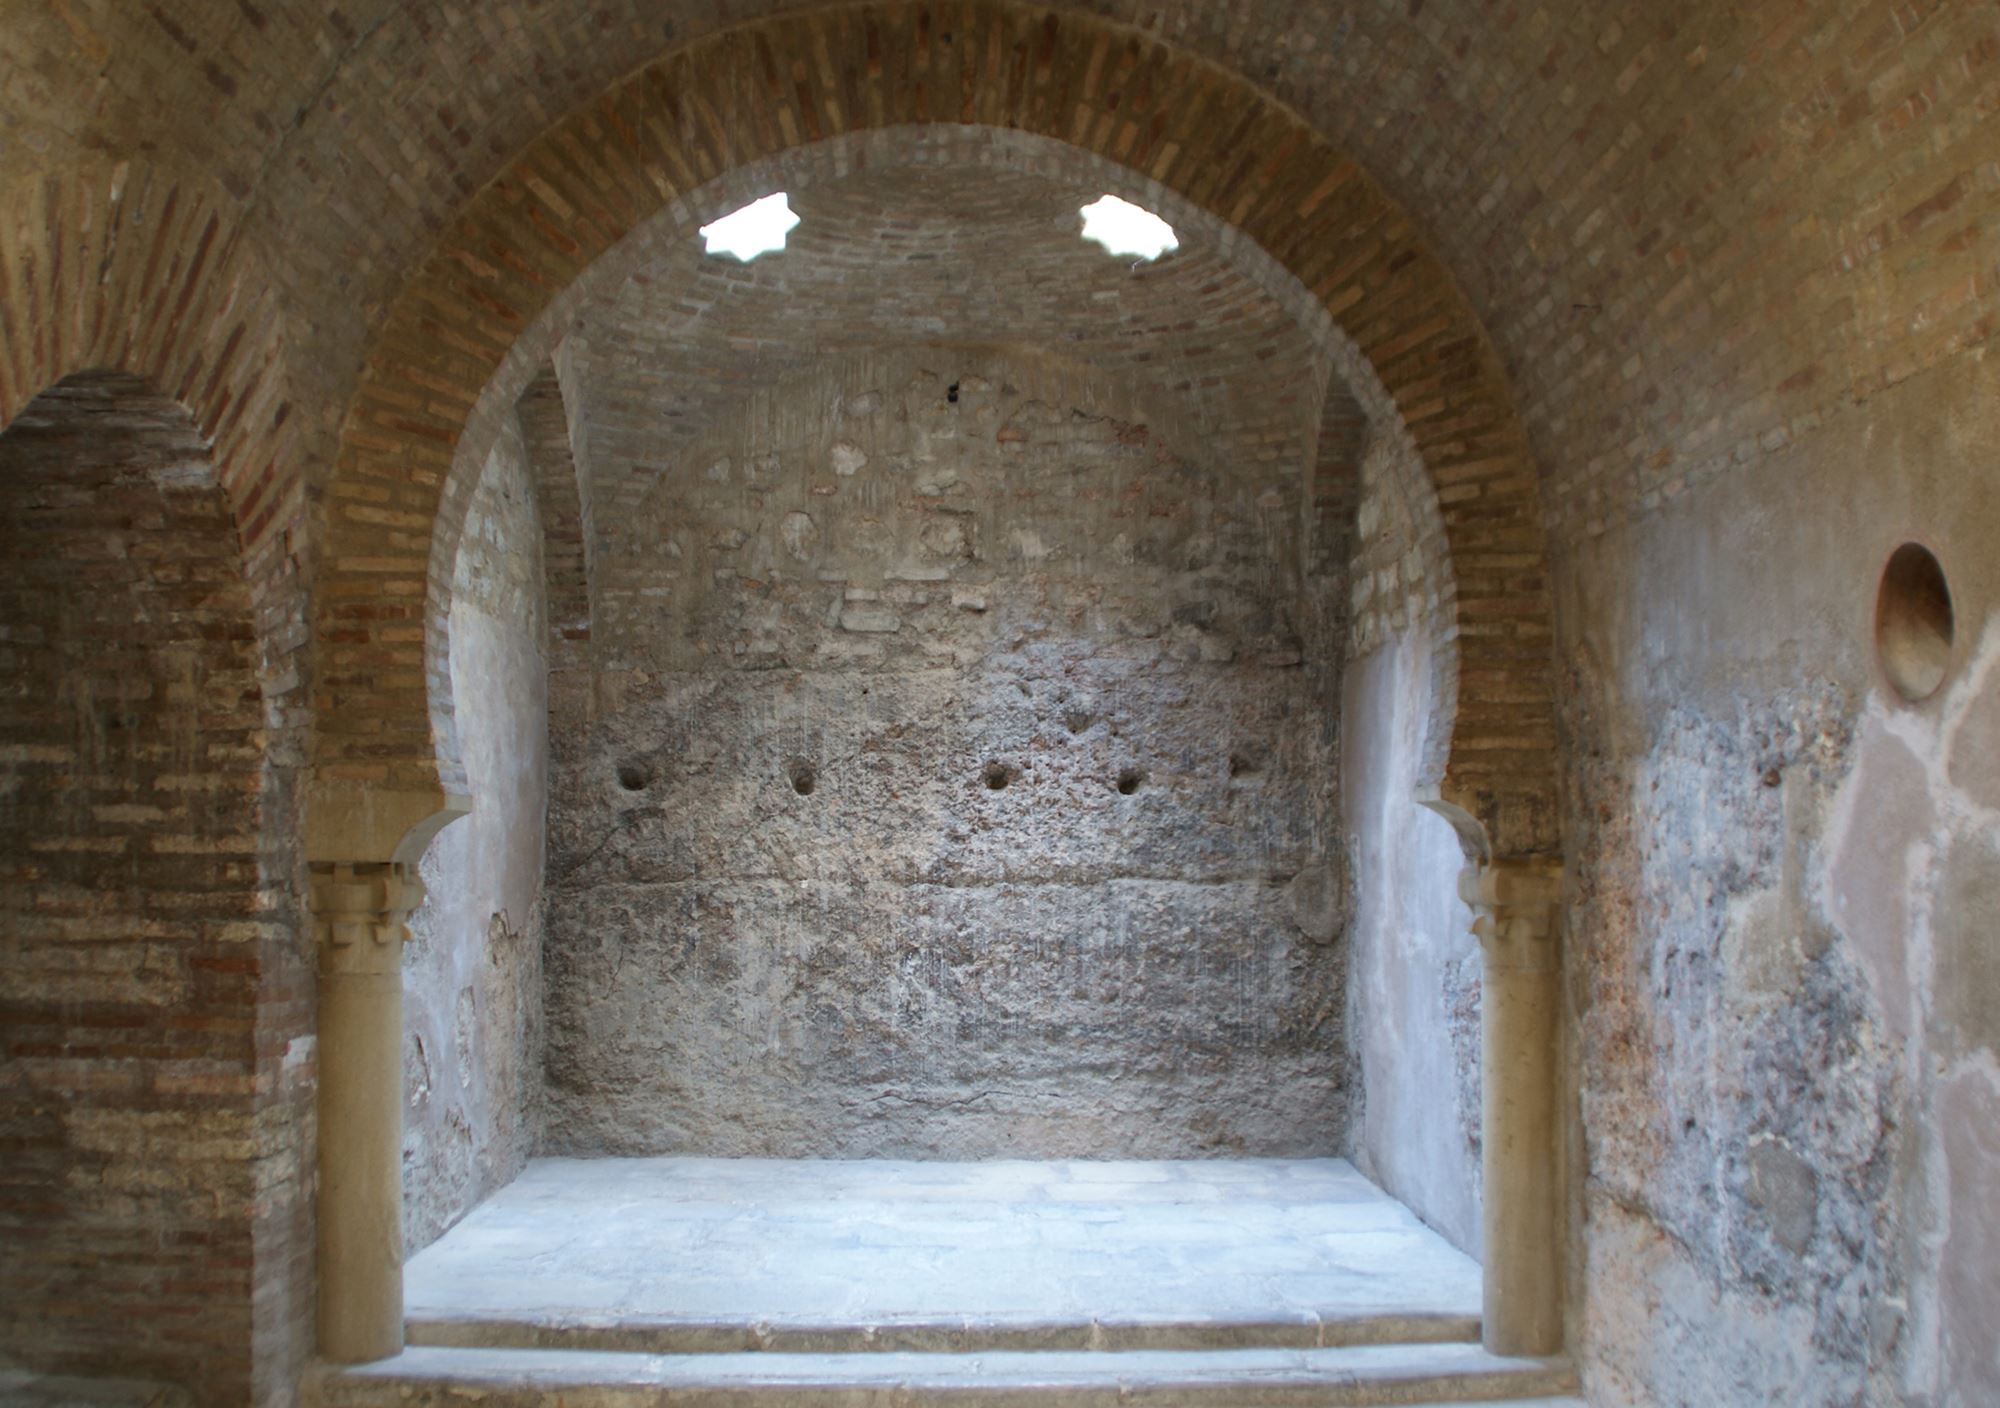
[616,761,652,791]
[789,760,817,796]
[947,381,961,404]
[1116,768,1145,796]
[1228,749,1265,778]
[982,761,1014,790]
[1875,542,1955,703]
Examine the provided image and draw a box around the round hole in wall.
[982,761,1014,790]
[1116,767,1146,796]
[1875,542,1954,703]
[616,761,652,791]
[789,760,817,796]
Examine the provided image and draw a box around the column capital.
[1460,855,1562,967]
[310,861,424,976]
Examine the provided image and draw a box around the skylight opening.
[1079,194,1179,262]
[699,192,800,262]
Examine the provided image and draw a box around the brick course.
[0,374,287,1405]
[313,9,1559,856]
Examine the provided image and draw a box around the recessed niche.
[616,761,652,792]
[982,761,1015,790]
[1875,542,1954,703]
[1116,767,1146,796]
[789,760,818,796]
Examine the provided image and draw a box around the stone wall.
[543,348,1350,1158]
[1558,351,2000,1406]
[0,376,269,1403]
[401,420,547,1251]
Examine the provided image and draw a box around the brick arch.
[315,0,1558,858]
[0,165,322,1393]
[0,162,309,614]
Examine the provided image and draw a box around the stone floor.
[404,1156,1484,1352]
[306,1158,1583,1405]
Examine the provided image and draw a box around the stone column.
[1462,857,1563,1357]
[312,861,424,1364]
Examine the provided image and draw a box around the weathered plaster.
[1342,619,1482,1256]
[402,423,548,1251]
[1821,625,2000,1404]
[1557,351,2000,1407]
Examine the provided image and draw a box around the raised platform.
[405,1157,1480,1352]
[314,1343,1583,1406]
[313,1157,1579,1406]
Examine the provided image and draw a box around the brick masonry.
[307,4,1561,859]
[2,1,1998,1402]
[0,374,293,1405]
[2,4,1993,857]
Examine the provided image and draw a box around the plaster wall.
[402,421,548,1252]
[543,348,1349,1158]
[1559,350,2000,1406]
[1336,423,1482,1257]
[1341,623,1482,1256]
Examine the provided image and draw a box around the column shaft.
[1464,859,1563,1357]
[313,863,421,1364]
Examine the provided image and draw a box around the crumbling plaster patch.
[1566,667,1907,1408]
[1558,346,2000,1406]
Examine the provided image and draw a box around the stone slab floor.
[404,1157,1484,1352]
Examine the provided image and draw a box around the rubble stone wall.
[542,348,1352,1158]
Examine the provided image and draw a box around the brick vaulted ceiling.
[2,0,1993,859]
[5,0,1990,537]
[569,161,1330,529]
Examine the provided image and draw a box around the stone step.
[311,1342,1580,1406]
[406,1306,1483,1355]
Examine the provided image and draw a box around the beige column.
[1462,857,1563,1358]
[312,861,423,1364]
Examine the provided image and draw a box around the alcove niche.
[394,145,1487,1368]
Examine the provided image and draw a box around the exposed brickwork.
[0,375,273,1404]
[5,3,1992,1402]
[4,1,1994,773]
[514,367,593,663]
[0,159,319,1398]
[571,163,1321,531]
[314,9,1559,855]
[240,0,2000,552]
[414,126,1390,814]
